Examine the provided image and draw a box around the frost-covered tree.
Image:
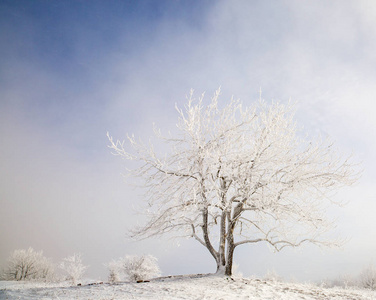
[264,269,283,282]
[359,264,376,290]
[106,259,122,283]
[106,255,160,283]
[59,253,87,285]
[108,89,358,276]
[122,255,161,282]
[2,248,54,281]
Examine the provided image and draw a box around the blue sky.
[1,0,376,282]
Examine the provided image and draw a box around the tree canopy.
[108,89,358,275]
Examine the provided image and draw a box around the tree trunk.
[225,211,236,276]
[218,211,227,269]
[225,243,235,276]
[202,208,219,263]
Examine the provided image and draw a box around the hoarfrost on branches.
[122,255,161,282]
[359,264,376,290]
[59,253,87,285]
[106,255,160,283]
[106,259,122,283]
[1,248,55,281]
[108,88,359,276]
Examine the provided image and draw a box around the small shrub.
[359,264,376,290]
[320,274,356,289]
[106,259,122,283]
[264,269,283,282]
[231,263,243,277]
[122,255,161,282]
[59,253,88,285]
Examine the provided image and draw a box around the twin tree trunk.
[202,208,236,276]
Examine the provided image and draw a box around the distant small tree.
[231,263,243,277]
[108,88,359,276]
[359,264,376,290]
[59,253,87,285]
[340,273,356,289]
[264,269,283,282]
[1,248,54,281]
[106,259,122,283]
[122,255,161,282]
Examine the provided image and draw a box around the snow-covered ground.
[1,274,376,300]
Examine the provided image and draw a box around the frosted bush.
[122,255,161,282]
[320,276,353,289]
[264,269,283,282]
[1,248,55,281]
[231,263,243,277]
[106,259,122,283]
[59,253,87,285]
[359,264,376,290]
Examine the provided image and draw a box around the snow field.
[1,274,376,300]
